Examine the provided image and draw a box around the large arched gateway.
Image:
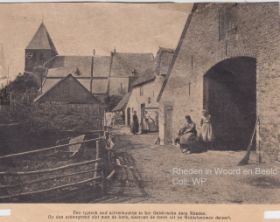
[203,57,256,150]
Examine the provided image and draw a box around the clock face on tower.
[26,52,33,59]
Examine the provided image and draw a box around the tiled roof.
[47,55,111,77]
[132,69,156,87]
[110,52,154,77]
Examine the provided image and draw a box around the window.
[219,5,238,40]
[148,97,151,104]
[140,86,144,96]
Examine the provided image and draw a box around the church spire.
[26,22,57,54]
[25,22,58,72]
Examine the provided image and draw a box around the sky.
[0,3,192,80]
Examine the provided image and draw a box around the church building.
[25,22,154,104]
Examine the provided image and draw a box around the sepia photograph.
[0,1,279,206]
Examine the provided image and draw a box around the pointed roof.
[26,22,57,53]
[34,74,100,104]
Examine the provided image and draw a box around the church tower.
[25,22,58,72]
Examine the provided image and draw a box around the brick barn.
[158,3,280,162]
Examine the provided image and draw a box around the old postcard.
[0,2,279,222]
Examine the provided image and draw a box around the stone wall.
[159,3,280,161]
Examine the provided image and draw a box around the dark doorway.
[127,107,131,126]
[203,57,256,150]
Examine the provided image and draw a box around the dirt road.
[99,127,280,204]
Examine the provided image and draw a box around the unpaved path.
[99,127,280,203]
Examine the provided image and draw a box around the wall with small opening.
[159,3,280,161]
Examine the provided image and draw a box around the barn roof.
[112,92,131,111]
[42,77,108,95]
[47,55,111,77]
[26,22,57,53]
[35,74,100,104]
[132,70,156,87]
[41,78,60,94]
[110,52,154,77]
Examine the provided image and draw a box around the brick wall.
[159,3,280,161]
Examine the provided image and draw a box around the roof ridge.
[35,74,101,103]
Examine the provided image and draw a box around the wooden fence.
[0,130,114,202]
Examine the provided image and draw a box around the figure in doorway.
[199,109,214,149]
[132,111,139,135]
[175,115,197,154]
[142,111,150,133]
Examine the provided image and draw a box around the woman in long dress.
[142,111,150,133]
[200,110,214,149]
[178,115,197,154]
[132,111,139,135]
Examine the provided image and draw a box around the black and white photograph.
[0,2,279,206]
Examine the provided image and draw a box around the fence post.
[94,140,104,194]
[94,140,99,179]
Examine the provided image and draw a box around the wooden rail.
[0,130,112,201]
[0,158,101,176]
[0,136,105,160]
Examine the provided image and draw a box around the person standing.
[200,109,214,149]
[132,111,139,135]
[142,111,150,133]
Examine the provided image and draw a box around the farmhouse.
[122,47,174,132]
[158,3,280,162]
[25,22,154,104]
